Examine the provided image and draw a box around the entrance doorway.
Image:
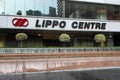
[113,34,120,46]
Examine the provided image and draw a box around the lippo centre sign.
[0,15,120,32]
[35,19,106,30]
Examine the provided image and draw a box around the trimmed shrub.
[59,33,70,47]
[94,34,106,47]
[15,33,28,48]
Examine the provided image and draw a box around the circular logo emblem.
[12,18,29,27]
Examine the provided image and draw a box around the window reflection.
[34,0,44,16]
[0,0,5,14]
[16,0,25,15]
[5,0,15,15]
[45,0,57,17]
[0,0,57,17]
[65,1,120,20]
[26,0,34,16]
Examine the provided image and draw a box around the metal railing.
[0,47,120,54]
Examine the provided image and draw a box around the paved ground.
[0,51,120,79]
[0,68,120,80]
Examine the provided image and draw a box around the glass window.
[0,0,5,14]
[44,0,57,17]
[26,0,35,16]
[0,0,58,17]
[35,0,57,17]
[5,0,15,15]
[16,0,25,15]
[65,1,120,20]
[34,0,44,16]
[18,0,58,17]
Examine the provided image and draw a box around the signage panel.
[0,16,8,28]
[0,15,120,32]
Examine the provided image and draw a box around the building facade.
[0,0,120,48]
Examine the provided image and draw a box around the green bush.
[94,34,106,47]
[59,33,71,47]
[59,33,70,42]
[15,33,28,48]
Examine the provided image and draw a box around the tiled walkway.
[0,51,120,74]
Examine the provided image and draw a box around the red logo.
[12,18,29,27]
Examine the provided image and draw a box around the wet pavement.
[0,68,120,80]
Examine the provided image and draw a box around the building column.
[107,33,114,47]
[0,33,6,47]
[74,37,80,47]
[62,0,65,17]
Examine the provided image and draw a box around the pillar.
[0,33,6,47]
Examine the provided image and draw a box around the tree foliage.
[16,10,22,15]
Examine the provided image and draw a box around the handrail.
[0,47,119,54]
